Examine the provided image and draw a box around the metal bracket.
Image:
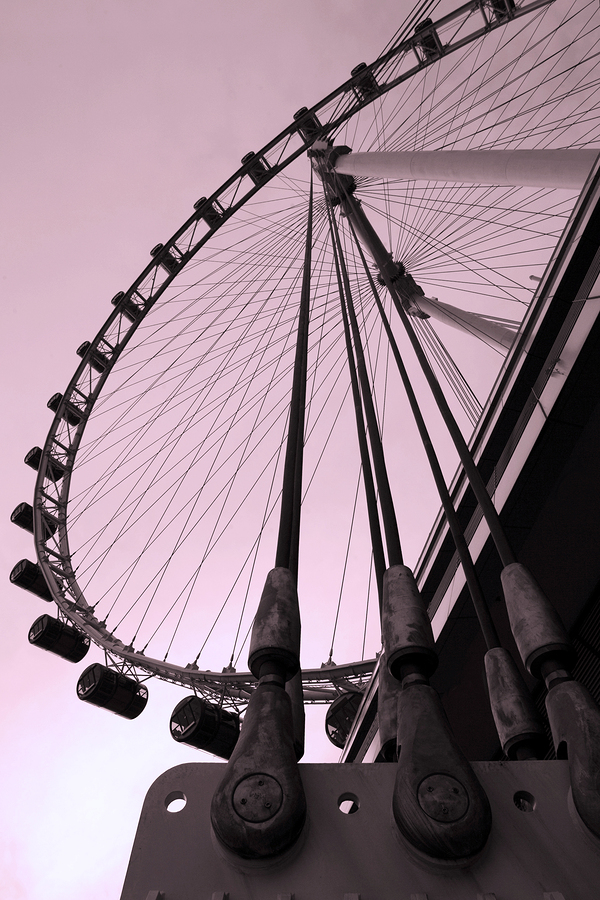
[121,761,599,900]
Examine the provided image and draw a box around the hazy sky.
[0,2,413,898]
[1,0,590,897]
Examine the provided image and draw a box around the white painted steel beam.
[413,296,518,351]
[335,149,599,190]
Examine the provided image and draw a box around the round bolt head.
[417,773,469,822]
[232,773,283,823]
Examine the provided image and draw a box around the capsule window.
[150,244,181,275]
[111,292,143,323]
[414,19,443,61]
[47,393,82,427]
[170,695,240,759]
[10,558,53,602]
[24,447,42,471]
[325,690,364,748]
[350,63,380,102]
[193,197,225,229]
[293,108,323,142]
[10,502,34,533]
[10,502,58,539]
[77,341,110,374]
[29,614,90,663]
[25,447,66,482]
[490,0,515,21]
[241,152,270,186]
[77,663,148,719]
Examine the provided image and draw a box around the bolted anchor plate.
[122,761,600,899]
[417,774,469,822]
[232,773,283,822]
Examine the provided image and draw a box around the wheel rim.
[32,0,600,711]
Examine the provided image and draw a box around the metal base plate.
[121,761,600,900]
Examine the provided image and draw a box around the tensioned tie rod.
[338,186,516,569]
[326,201,387,605]
[350,223,501,650]
[328,202,403,570]
[275,178,313,579]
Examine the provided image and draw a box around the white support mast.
[335,149,599,190]
[327,147,600,350]
[409,295,518,351]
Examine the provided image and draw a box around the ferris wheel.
[11,0,600,754]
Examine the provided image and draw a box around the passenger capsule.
[77,341,109,374]
[241,152,270,186]
[24,446,42,471]
[47,393,82,427]
[24,447,66,482]
[414,18,443,60]
[293,107,323,142]
[325,690,364,748]
[77,663,148,719]
[194,197,225,228]
[29,614,90,662]
[490,0,515,21]
[193,197,224,228]
[10,502,58,538]
[170,695,240,759]
[350,63,380,102]
[10,502,34,533]
[10,558,53,601]
[111,291,142,322]
[150,243,180,275]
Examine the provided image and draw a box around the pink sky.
[1,0,590,897]
[0,3,406,897]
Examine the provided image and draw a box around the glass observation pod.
[240,152,271,186]
[24,446,66,482]
[77,663,148,719]
[325,691,365,748]
[110,291,143,323]
[10,501,58,537]
[76,341,110,374]
[170,695,240,759]
[10,558,53,602]
[192,197,225,228]
[47,393,81,427]
[28,614,90,663]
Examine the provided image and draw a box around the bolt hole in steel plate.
[233,774,283,822]
[338,792,360,815]
[165,790,187,813]
[514,790,536,812]
[417,774,469,822]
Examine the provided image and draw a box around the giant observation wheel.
[12,0,600,747]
